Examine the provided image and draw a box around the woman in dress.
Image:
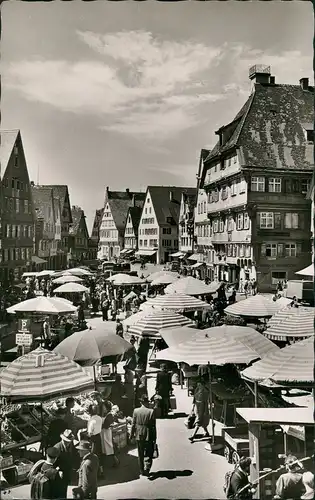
[189,372,210,443]
[101,400,119,468]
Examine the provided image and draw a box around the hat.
[47,447,60,459]
[76,441,92,452]
[60,429,75,442]
[90,391,101,398]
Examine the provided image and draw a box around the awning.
[187,253,204,262]
[170,251,185,258]
[295,264,314,277]
[120,249,130,255]
[22,272,39,278]
[32,256,47,265]
[190,262,205,269]
[135,250,157,257]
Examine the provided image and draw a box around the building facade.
[137,186,195,264]
[68,206,89,266]
[32,185,58,270]
[123,206,143,256]
[200,66,313,291]
[0,130,35,284]
[194,188,213,279]
[99,188,145,260]
[178,190,196,255]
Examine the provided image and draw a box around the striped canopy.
[155,331,262,366]
[146,271,179,283]
[0,347,94,401]
[123,309,152,328]
[54,283,89,293]
[241,336,315,386]
[7,296,77,315]
[128,310,194,339]
[52,275,83,284]
[160,326,198,347]
[165,277,220,296]
[265,307,314,341]
[225,294,286,318]
[107,274,145,285]
[54,325,131,365]
[151,274,180,286]
[140,293,210,312]
[201,325,279,358]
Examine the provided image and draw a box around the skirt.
[101,427,114,456]
[90,433,102,457]
[195,401,210,428]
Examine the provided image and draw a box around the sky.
[1,1,313,231]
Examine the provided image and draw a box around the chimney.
[300,78,309,90]
[126,188,130,194]
[30,181,35,187]
[132,194,136,207]
[269,76,276,84]
[249,64,271,85]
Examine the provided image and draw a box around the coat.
[54,441,79,482]
[228,467,251,500]
[131,406,157,442]
[155,370,172,397]
[78,453,99,497]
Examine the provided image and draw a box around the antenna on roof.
[37,164,40,186]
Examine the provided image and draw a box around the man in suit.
[54,429,79,498]
[155,364,172,418]
[75,441,99,500]
[130,395,157,477]
[228,457,255,500]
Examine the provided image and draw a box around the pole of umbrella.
[93,365,97,390]
[208,363,215,444]
[254,381,259,408]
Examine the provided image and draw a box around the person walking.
[155,364,172,419]
[189,372,210,442]
[101,297,109,322]
[130,394,157,478]
[54,429,79,499]
[75,441,99,500]
[30,447,64,500]
[134,368,148,408]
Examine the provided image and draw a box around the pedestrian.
[101,400,119,469]
[189,372,210,443]
[42,317,51,349]
[75,441,99,500]
[78,303,85,328]
[116,319,124,338]
[130,394,157,478]
[137,337,150,372]
[155,364,172,419]
[30,446,64,500]
[251,279,257,295]
[244,280,249,298]
[54,429,80,499]
[123,365,135,417]
[227,457,255,500]
[111,298,117,321]
[63,397,76,432]
[274,455,305,500]
[301,471,314,499]
[101,297,109,321]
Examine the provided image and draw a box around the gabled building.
[99,188,145,260]
[69,206,89,266]
[178,189,197,255]
[136,186,195,264]
[0,130,35,284]
[122,205,143,258]
[31,184,57,270]
[306,174,314,262]
[200,66,313,291]
[52,195,62,269]
[45,185,72,268]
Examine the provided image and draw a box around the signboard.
[18,319,31,334]
[16,333,33,346]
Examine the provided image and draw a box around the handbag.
[185,405,196,429]
[152,443,159,459]
[169,395,177,410]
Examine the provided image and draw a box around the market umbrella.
[123,291,137,303]
[0,347,94,402]
[264,307,314,342]
[225,294,286,318]
[240,336,315,387]
[54,283,89,293]
[160,326,198,347]
[151,274,180,286]
[201,325,279,358]
[107,274,145,286]
[165,277,220,296]
[146,271,179,283]
[7,296,77,315]
[140,293,211,312]
[122,309,153,328]
[128,310,194,339]
[37,270,55,277]
[295,264,314,277]
[67,268,93,276]
[53,325,132,365]
[52,275,84,284]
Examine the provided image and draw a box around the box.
[0,455,13,470]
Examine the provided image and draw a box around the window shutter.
[296,243,302,254]
[277,244,284,257]
[274,213,281,229]
[261,244,266,256]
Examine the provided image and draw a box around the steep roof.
[106,191,146,232]
[127,206,143,232]
[31,185,54,220]
[70,206,85,236]
[0,130,20,175]
[148,186,196,225]
[205,82,314,172]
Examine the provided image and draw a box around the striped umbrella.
[241,336,314,386]
[128,310,194,339]
[165,277,220,296]
[54,283,89,293]
[123,309,152,328]
[146,271,179,283]
[52,275,83,284]
[7,296,77,315]
[151,274,180,286]
[200,325,279,358]
[140,293,210,312]
[67,268,93,277]
[0,347,94,402]
[155,331,261,365]
[265,307,314,341]
[225,294,285,318]
[160,326,198,347]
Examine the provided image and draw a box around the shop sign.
[16,333,33,346]
[18,319,31,333]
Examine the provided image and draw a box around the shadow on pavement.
[148,469,193,481]
[98,453,140,485]
[167,412,188,419]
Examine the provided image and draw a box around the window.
[213,220,218,233]
[11,179,15,189]
[284,213,299,229]
[266,243,277,257]
[243,212,250,230]
[203,201,206,213]
[251,177,265,192]
[227,217,234,231]
[17,225,21,238]
[285,243,297,257]
[149,207,152,214]
[198,204,201,215]
[236,213,243,230]
[268,178,281,193]
[221,186,228,200]
[227,244,232,257]
[231,181,237,196]
[239,178,246,194]
[14,156,18,168]
[232,245,237,257]
[24,200,29,213]
[301,179,310,193]
[219,219,224,232]
[259,212,274,229]
[306,130,314,143]
[145,208,147,214]
[139,240,143,246]
[233,155,237,164]
[6,224,11,238]
[245,245,251,258]
[15,198,20,213]
[239,244,244,257]
[271,271,287,284]
[143,240,147,247]
[163,228,171,235]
